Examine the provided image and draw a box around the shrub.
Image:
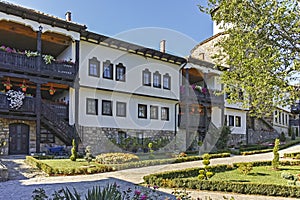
[237,163,253,175]
[279,132,286,142]
[272,138,280,170]
[95,153,139,164]
[84,146,93,164]
[148,142,154,159]
[281,172,296,181]
[198,154,213,180]
[70,139,77,161]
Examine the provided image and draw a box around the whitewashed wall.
[225,108,247,134]
[78,87,176,131]
[79,41,180,100]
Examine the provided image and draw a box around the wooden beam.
[0,21,72,46]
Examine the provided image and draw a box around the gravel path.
[0,145,300,200]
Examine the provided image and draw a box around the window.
[238,91,244,100]
[103,60,113,79]
[228,115,234,126]
[224,115,228,126]
[86,98,98,115]
[116,63,126,81]
[150,106,158,119]
[235,116,241,127]
[117,131,126,144]
[274,110,278,123]
[116,102,126,117]
[88,57,100,77]
[102,100,112,116]
[153,71,161,88]
[279,111,281,124]
[163,73,171,89]
[285,114,288,126]
[161,107,169,121]
[142,69,151,86]
[282,113,285,125]
[138,104,147,118]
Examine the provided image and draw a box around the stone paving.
[0,145,300,200]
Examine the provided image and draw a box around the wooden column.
[37,26,43,72]
[74,40,80,148]
[35,83,41,153]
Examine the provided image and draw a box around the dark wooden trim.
[35,83,41,153]
[80,85,179,102]
[0,114,36,121]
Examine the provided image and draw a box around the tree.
[70,139,77,161]
[200,0,300,117]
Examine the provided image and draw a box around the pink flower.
[134,190,141,196]
[140,194,147,200]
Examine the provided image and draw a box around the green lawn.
[41,159,104,168]
[209,166,300,185]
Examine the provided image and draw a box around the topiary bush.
[95,153,139,164]
[237,163,253,175]
[70,139,77,161]
[198,153,214,180]
[84,146,93,164]
[272,138,280,170]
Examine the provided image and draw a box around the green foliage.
[26,156,114,176]
[272,138,280,170]
[144,161,300,197]
[95,153,139,164]
[148,142,154,159]
[171,188,192,200]
[0,138,6,155]
[84,146,93,164]
[70,139,78,161]
[284,152,300,158]
[237,163,253,175]
[279,132,286,142]
[198,153,214,180]
[200,0,300,117]
[215,126,231,150]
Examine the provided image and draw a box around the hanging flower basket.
[2,78,12,90]
[20,80,28,92]
[49,87,56,95]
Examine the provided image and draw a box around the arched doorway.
[9,123,29,155]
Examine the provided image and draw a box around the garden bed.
[143,160,300,197]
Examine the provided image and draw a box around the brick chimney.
[65,11,71,22]
[160,40,166,53]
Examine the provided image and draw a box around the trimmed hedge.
[143,160,300,197]
[110,152,230,171]
[240,149,273,156]
[25,156,114,176]
[284,152,300,158]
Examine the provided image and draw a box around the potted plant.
[20,80,28,92]
[49,86,56,95]
[2,78,12,90]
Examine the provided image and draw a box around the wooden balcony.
[0,93,68,118]
[290,119,300,126]
[0,51,77,81]
[180,87,224,105]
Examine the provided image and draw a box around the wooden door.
[9,123,29,155]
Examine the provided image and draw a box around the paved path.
[1,145,300,200]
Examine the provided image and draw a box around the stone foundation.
[0,161,8,182]
[228,134,246,147]
[78,126,176,155]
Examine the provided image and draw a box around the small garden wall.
[0,161,8,181]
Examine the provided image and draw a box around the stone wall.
[79,126,176,155]
[228,134,246,147]
[0,118,36,155]
[0,161,8,182]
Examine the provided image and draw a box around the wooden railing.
[41,102,74,145]
[0,93,35,113]
[0,51,77,80]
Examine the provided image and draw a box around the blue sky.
[7,0,212,56]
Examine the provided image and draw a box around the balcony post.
[36,26,43,71]
[74,40,80,150]
[35,83,41,153]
